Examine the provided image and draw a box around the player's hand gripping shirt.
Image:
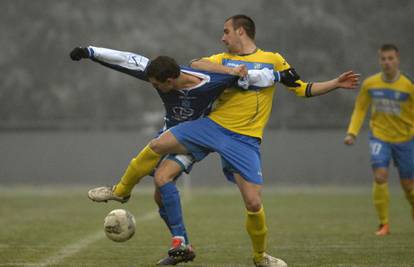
[347,73,414,143]
[203,49,311,139]
[87,46,277,130]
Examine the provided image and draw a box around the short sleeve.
[203,53,226,64]
[272,53,291,71]
[274,52,310,97]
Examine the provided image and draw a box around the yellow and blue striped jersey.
[347,72,414,143]
[204,49,310,139]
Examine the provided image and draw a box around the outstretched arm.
[192,58,360,96]
[70,46,150,81]
[309,71,360,96]
[284,70,360,97]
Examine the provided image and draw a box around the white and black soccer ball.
[104,209,136,242]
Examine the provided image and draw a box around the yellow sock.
[373,182,389,225]
[404,189,414,221]
[246,206,268,262]
[114,145,161,196]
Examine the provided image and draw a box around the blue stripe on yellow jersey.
[369,89,410,101]
[222,59,274,70]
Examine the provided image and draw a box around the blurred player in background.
[344,44,414,236]
[70,45,287,265]
[110,14,359,267]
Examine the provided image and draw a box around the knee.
[245,198,262,212]
[154,169,175,187]
[149,138,165,154]
[401,180,414,194]
[374,176,387,184]
[374,170,388,184]
[129,157,139,169]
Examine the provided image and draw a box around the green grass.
[0,186,413,267]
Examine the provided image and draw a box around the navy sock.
[159,182,189,244]
[158,206,173,233]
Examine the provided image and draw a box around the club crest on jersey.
[172,106,194,121]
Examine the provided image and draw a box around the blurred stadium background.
[1,0,414,186]
[2,1,414,267]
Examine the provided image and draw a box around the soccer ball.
[104,209,136,242]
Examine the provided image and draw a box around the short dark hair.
[226,14,256,40]
[379,43,399,53]
[146,56,180,82]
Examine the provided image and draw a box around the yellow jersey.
[204,49,310,139]
[347,72,414,143]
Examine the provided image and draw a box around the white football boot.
[254,253,287,267]
[87,186,130,203]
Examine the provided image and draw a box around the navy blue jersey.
[90,51,239,129]
[156,67,238,128]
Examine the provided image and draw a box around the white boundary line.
[15,210,159,267]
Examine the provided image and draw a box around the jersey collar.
[179,69,210,90]
[381,71,401,83]
[237,47,259,57]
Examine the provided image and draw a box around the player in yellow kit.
[344,44,414,236]
[152,15,358,266]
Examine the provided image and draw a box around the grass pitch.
[0,186,413,267]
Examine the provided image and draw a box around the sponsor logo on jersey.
[370,88,409,115]
[222,59,274,71]
[253,63,262,69]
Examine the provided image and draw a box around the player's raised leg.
[154,159,195,265]
[88,144,162,202]
[234,174,287,267]
[88,131,186,203]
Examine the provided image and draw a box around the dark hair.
[146,56,180,82]
[380,43,399,53]
[226,14,256,40]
